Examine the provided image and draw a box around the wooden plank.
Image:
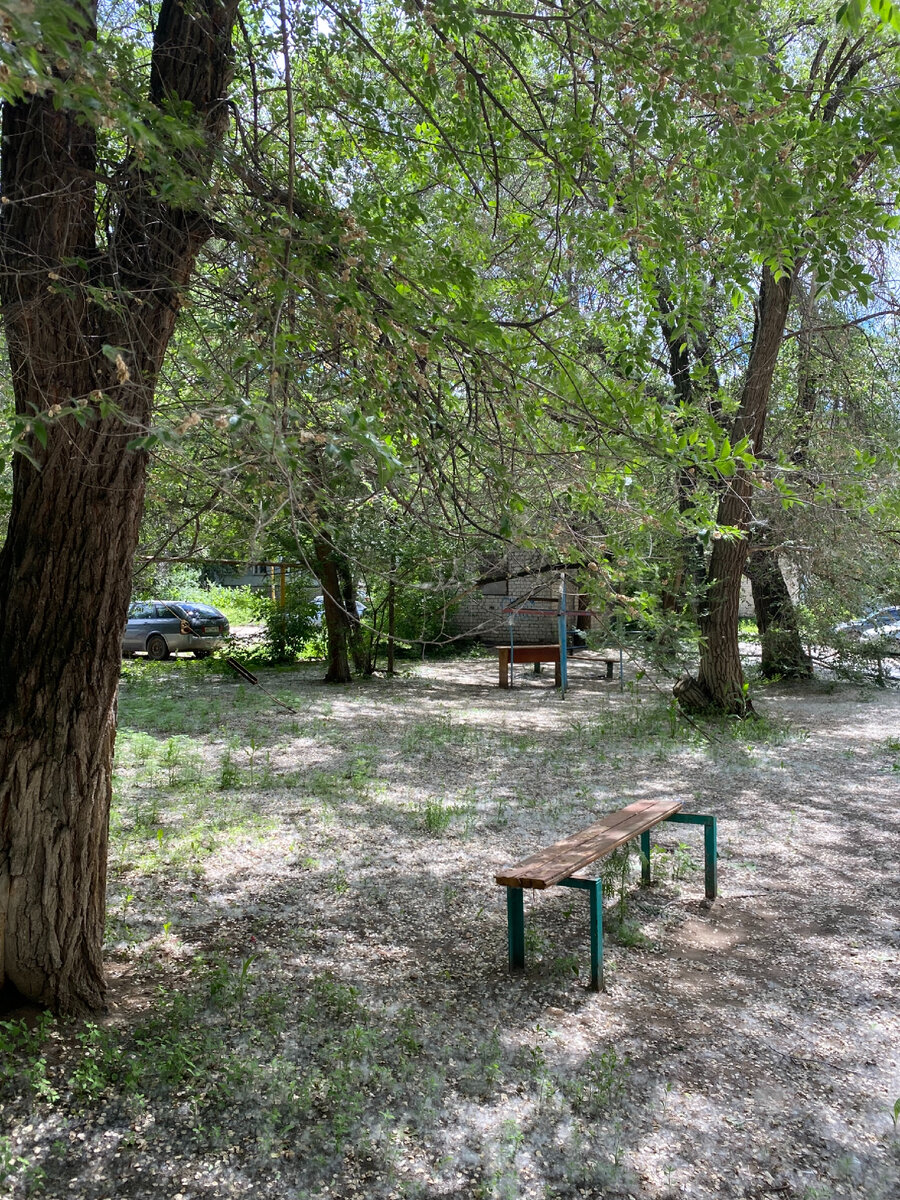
[496,798,683,890]
[496,645,560,664]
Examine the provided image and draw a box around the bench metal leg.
[640,830,651,886]
[664,813,717,899]
[506,886,525,972]
[559,876,604,992]
[704,818,717,900]
[588,878,603,991]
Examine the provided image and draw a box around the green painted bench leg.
[559,877,604,992]
[664,812,717,900]
[507,886,525,972]
[704,817,717,900]
[640,830,651,886]
[588,877,604,992]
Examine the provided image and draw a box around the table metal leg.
[559,876,605,992]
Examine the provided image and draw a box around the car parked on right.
[834,606,900,644]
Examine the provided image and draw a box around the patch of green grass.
[565,1045,631,1115]
[66,968,429,1159]
[420,789,479,837]
[401,712,496,754]
[562,695,799,755]
[0,1134,44,1191]
[108,780,273,889]
[0,1013,58,1103]
[423,797,454,835]
[611,918,649,947]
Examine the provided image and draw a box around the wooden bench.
[497,644,561,688]
[496,798,717,991]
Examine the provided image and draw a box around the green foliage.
[88,0,899,696]
[248,586,324,664]
[422,797,453,836]
[602,844,634,928]
[131,561,260,625]
[0,1013,57,1103]
[565,1046,631,1116]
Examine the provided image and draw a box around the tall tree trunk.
[745,538,811,679]
[313,535,353,684]
[743,273,817,680]
[675,267,794,716]
[336,554,369,675]
[0,0,238,1012]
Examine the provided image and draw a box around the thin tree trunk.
[677,267,795,716]
[0,0,238,1012]
[387,558,397,675]
[792,276,820,466]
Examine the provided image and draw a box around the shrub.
[249,586,324,663]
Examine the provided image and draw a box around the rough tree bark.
[743,275,818,681]
[0,0,238,1013]
[313,535,354,684]
[674,267,794,716]
[744,535,811,679]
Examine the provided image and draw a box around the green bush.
[373,585,459,660]
[249,586,324,663]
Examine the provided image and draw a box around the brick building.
[449,558,580,645]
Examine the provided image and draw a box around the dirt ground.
[3,650,899,1200]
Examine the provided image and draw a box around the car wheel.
[193,649,212,659]
[146,634,170,661]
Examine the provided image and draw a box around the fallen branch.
[226,657,298,713]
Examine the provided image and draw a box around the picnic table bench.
[497,645,616,687]
[497,644,561,688]
[496,798,717,991]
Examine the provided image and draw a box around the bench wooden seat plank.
[496,798,683,889]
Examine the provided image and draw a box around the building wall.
[203,563,307,592]
[450,570,577,645]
